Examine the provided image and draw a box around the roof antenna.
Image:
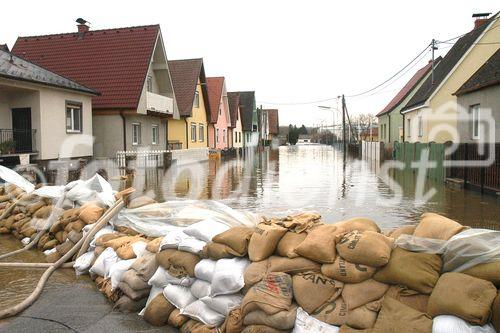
[76,18,90,25]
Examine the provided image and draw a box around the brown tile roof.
[206,77,224,124]
[168,58,209,117]
[455,49,500,96]
[266,109,279,134]
[376,59,438,117]
[227,92,240,128]
[12,25,160,110]
[237,91,256,132]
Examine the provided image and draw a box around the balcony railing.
[0,129,37,155]
[147,92,174,114]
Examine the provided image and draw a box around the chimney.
[78,24,89,33]
[472,13,491,29]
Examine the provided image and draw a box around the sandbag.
[244,304,297,330]
[295,224,341,263]
[293,307,340,333]
[222,307,244,333]
[79,204,104,224]
[211,257,249,296]
[292,272,343,314]
[371,297,432,333]
[203,242,240,260]
[462,261,500,287]
[34,205,52,219]
[248,223,287,261]
[386,225,416,239]
[168,250,202,277]
[148,266,195,288]
[338,325,372,333]
[109,259,136,289]
[432,315,496,333]
[95,233,121,247]
[168,308,189,327]
[184,219,231,242]
[276,231,307,258]
[336,230,393,267]
[178,237,207,255]
[244,260,269,288]
[104,235,142,251]
[341,279,389,310]
[334,217,380,233]
[242,273,293,316]
[67,230,83,244]
[492,292,500,333]
[312,296,348,325]
[345,300,381,329]
[384,285,429,314]
[163,284,197,310]
[160,229,190,250]
[268,256,321,275]
[200,294,243,316]
[242,325,290,333]
[114,295,147,314]
[122,269,149,290]
[190,279,211,299]
[143,293,175,326]
[118,281,150,301]
[45,250,62,263]
[181,300,225,327]
[194,259,217,282]
[414,213,468,240]
[146,237,162,253]
[321,256,375,283]
[156,249,177,269]
[180,320,218,333]
[90,247,119,278]
[427,272,497,325]
[373,247,441,294]
[116,244,137,260]
[213,226,254,255]
[128,195,156,209]
[131,251,158,281]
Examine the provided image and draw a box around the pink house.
[206,77,231,149]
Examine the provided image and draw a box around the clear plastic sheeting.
[0,165,35,193]
[395,229,500,272]
[114,200,257,237]
[65,174,115,207]
[432,315,496,333]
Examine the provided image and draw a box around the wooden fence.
[393,142,445,182]
[362,141,384,162]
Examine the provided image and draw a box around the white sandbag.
[89,226,115,249]
[74,251,95,276]
[210,257,250,297]
[148,266,195,288]
[159,229,190,250]
[194,259,217,282]
[109,259,136,289]
[178,237,206,255]
[163,284,197,310]
[190,279,212,299]
[21,237,31,246]
[89,247,119,278]
[181,300,225,327]
[292,307,340,333]
[200,294,243,316]
[184,218,231,242]
[44,248,57,256]
[138,286,163,316]
[432,315,496,333]
[32,185,65,199]
[132,241,148,257]
[66,174,115,206]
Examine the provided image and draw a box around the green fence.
[393,142,445,182]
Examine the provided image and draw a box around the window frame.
[65,101,83,134]
[223,129,226,143]
[147,75,153,93]
[216,128,219,143]
[199,123,204,142]
[151,124,159,145]
[191,122,197,142]
[471,104,480,140]
[194,91,200,108]
[132,123,142,145]
[418,115,423,137]
[407,118,411,138]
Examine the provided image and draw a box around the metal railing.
[116,150,169,169]
[0,129,37,154]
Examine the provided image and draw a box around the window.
[147,75,153,92]
[418,116,423,137]
[132,123,141,145]
[471,105,480,139]
[194,91,200,108]
[191,123,197,142]
[152,125,159,145]
[199,123,204,142]
[216,129,219,143]
[219,107,222,116]
[406,118,411,138]
[66,102,82,133]
[223,129,226,143]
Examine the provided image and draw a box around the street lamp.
[318,105,339,145]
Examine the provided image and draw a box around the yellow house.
[401,13,499,143]
[167,58,210,150]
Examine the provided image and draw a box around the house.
[359,127,379,142]
[267,109,280,141]
[376,59,440,144]
[0,48,98,164]
[454,49,500,143]
[258,108,269,145]
[400,13,499,143]
[12,22,178,158]
[237,91,259,147]
[167,58,210,150]
[227,92,243,149]
[206,77,231,150]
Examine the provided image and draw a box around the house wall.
[208,123,215,149]
[457,85,500,143]
[233,106,243,148]
[212,89,230,150]
[185,79,208,149]
[168,119,187,149]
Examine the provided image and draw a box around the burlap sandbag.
[79,204,105,224]
[292,272,344,314]
[213,226,254,255]
[276,231,307,258]
[55,240,75,256]
[45,251,61,263]
[43,239,58,251]
[321,256,375,283]
[0,226,9,234]
[67,230,83,244]
[156,249,177,269]
[336,231,393,267]
[37,234,51,250]
[117,281,150,301]
[21,226,37,238]
[122,269,149,290]
[241,273,293,316]
[462,261,500,287]
[168,250,201,277]
[244,304,297,330]
[70,220,86,233]
[371,297,432,333]
[221,307,244,333]
[295,224,342,263]
[248,224,287,262]
[3,216,15,229]
[203,242,241,260]
[95,233,121,247]
[268,256,321,275]
[27,201,45,215]
[384,285,429,314]
[427,272,497,325]
[244,260,270,288]
[413,213,468,240]
[146,237,162,253]
[113,295,147,313]
[341,279,389,310]
[34,205,52,219]
[373,247,442,294]
[346,300,381,329]
[128,195,157,209]
[104,235,141,250]
[180,320,218,333]
[116,244,137,260]
[339,325,372,333]
[131,251,158,281]
[241,325,290,333]
[386,225,416,239]
[168,308,189,328]
[492,292,500,333]
[62,207,80,220]
[94,245,105,257]
[334,217,380,233]
[144,293,175,326]
[312,296,348,326]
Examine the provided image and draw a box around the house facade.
[400,14,499,143]
[167,58,210,150]
[267,109,279,141]
[12,23,178,158]
[207,77,231,150]
[0,49,98,163]
[227,92,243,148]
[258,108,270,145]
[237,91,259,147]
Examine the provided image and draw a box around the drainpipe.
[119,111,127,151]
[401,112,405,141]
[184,118,189,150]
[388,114,391,143]
[165,117,169,151]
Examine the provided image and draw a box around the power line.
[257,96,338,106]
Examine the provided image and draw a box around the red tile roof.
[377,59,438,117]
[227,92,240,128]
[12,25,160,110]
[168,58,205,117]
[206,77,224,124]
[266,109,279,134]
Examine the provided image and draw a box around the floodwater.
[0,144,499,312]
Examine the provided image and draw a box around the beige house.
[227,92,243,148]
[0,49,98,164]
[400,13,499,143]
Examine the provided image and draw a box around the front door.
[11,108,32,153]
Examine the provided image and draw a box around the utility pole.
[431,39,437,85]
[342,94,347,156]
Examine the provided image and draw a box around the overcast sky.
[3,0,495,126]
